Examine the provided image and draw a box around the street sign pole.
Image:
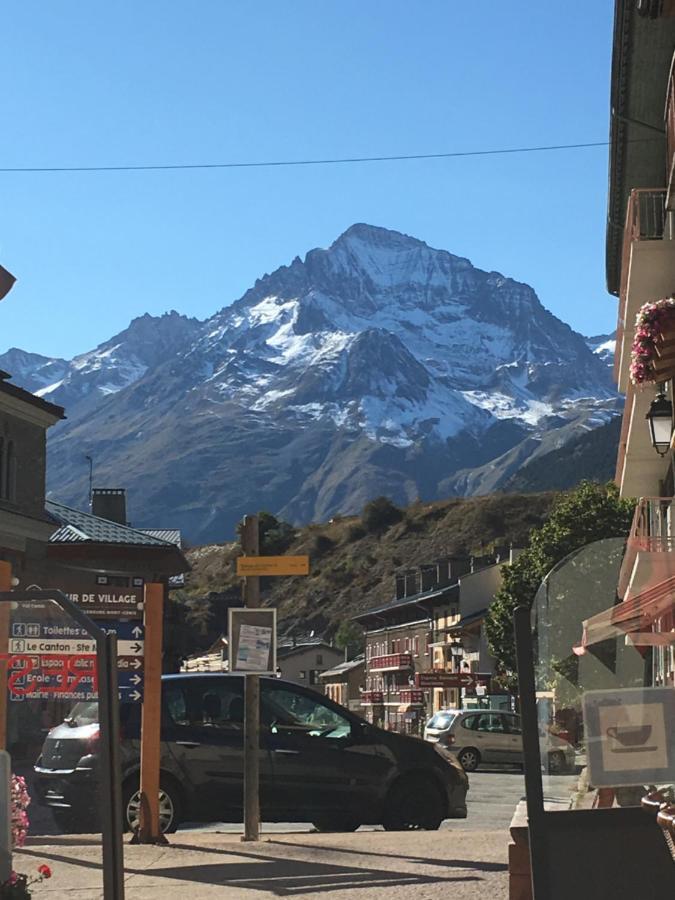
[137,583,166,844]
[0,563,10,751]
[241,515,261,842]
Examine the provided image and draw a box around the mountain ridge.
[0,224,619,541]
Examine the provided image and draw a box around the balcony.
[618,498,675,599]
[614,189,675,394]
[399,689,425,706]
[667,52,675,211]
[360,691,384,705]
[368,653,413,672]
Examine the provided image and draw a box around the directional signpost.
[415,671,492,690]
[6,619,144,702]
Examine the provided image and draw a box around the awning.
[573,574,675,656]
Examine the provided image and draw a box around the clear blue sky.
[1,1,617,359]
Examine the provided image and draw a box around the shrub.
[361,497,403,533]
[345,524,366,542]
[311,534,334,557]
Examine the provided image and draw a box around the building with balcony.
[602,4,675,688]
[353,552,514,733]
[318,656,365,712]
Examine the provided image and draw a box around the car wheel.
[547,751,566,775]
[458,748,480,772]
[312,816,361,833]
[382,775,444,831]
[122,778,182,834]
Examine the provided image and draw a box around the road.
[26,767,578,837]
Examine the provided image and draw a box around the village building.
[318,656,365,712]
[354,552,514,734]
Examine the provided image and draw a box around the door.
[164,676,273,822]
[461,712,512,763]
[503,713,524,765]
[262,681,391,822]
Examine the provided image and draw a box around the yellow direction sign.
[236,555,310,577]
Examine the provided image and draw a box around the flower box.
[630,299,675,385]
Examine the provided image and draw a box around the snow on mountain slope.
[4,223,619,541]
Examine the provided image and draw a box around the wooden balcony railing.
[368,653,413,671]
[399,689,425,705]
[361,690,384,704]
[667,51,675,209]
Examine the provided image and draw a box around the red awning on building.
[573,574,675,656]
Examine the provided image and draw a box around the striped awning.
[573,574,675,656]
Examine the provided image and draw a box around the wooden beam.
[241,515,261,842]
[138,582,166,843]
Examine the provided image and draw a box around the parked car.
[34,674,468,833]
[424,709,575,774]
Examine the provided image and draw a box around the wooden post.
[241,515,261,842]
[138,582,166,843]
[0,563,11,751]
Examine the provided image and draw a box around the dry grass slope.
[179,492,555,643]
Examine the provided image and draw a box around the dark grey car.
[34,673,468,832]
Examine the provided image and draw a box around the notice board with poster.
[228,608,277,675]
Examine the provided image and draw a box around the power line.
[0,139,635,175]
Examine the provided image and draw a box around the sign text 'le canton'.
[236,555,310,577]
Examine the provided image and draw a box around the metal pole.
[138,583,166,844]
[513,605,549,900]
[0,750,11,884]
[97,631,125,899]
[241,515,261,842]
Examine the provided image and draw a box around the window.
[262,684,352,740]
[504,714,522,734]
[316,653,323,665]
[164,679,245,731]
[414,636,419,657]
[299,670,306,679]
[309,669,322,685]
[461,714,480,731]
[475,714,506,733]
[0,437,14,502]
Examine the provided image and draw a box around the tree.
[236,511,296,554]
[334,620,364,657]
[485,481,634,684]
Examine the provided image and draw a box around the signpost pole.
[241,515,261,842]
[0,563,10,751]
[138,582,166,844]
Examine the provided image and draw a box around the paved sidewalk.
[18,829,509,899]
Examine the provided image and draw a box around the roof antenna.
[85,455,93,510]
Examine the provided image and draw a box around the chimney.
[91,488,127,525]
[395,574,406,600]
[420,565,436,592]
[404,569,418,597]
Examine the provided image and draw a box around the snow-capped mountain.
[2,225,619,541]
[585,332,616,369]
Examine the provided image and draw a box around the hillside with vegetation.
[168,492,556,662]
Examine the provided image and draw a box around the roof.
[277,640,339,660]
[139,529,182,548]
[0,374,65,421]
[318,656,365,679]
[352,582,459,623]
[46,500,179,547]
[606,2,675,294]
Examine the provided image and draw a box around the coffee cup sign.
[583,687,675,787]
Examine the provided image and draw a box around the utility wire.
[0,139,643,175]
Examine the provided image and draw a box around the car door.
[262,681,391,821]
[503,713,524,765]
[465,712,511,763]
[164,676,273,822]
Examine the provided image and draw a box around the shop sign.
[583,686,675,787]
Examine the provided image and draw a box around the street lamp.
[645,388,674,457]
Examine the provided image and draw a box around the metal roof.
[352,582,459,622]
[139,529,183,548]
[47,500,178,547]
[318,656,365,679]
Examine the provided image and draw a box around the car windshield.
[64,701,99,727]
[427,712,457,730]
